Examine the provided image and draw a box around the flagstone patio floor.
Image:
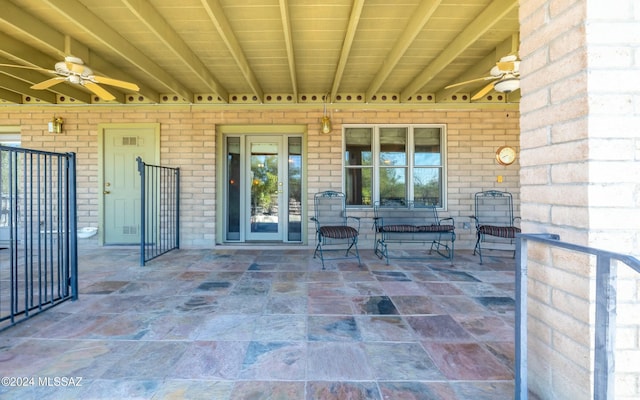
[0,245,520,399]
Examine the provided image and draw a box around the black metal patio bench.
[373,201,455,264]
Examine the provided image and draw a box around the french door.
[247,136,282,240]
[224,134,302,243]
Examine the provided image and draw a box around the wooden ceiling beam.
[201,0,264,102]
[279,0,298,100]
[41,0,191,101]
[366,0,442,103]
[401,0,518,102]
[0,76,57,103]
[0,0,66,59]
[436,51,497,100]
[0,30,58,74]
[497,32,520,57]
[0,86,23,104]
[330,0,365,101]
[122,0,228,102]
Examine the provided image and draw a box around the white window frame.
[343,124,447,209]
[0,126,21,147]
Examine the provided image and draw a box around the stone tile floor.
[0,246,518,399]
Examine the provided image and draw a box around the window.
[344,125,445,207]
[0,130,20,147]
[0,129,20,229]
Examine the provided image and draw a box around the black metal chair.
[471,190,521,264]
[311,190,361,269]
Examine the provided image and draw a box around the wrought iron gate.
[0,146,77,331]
[137,157,180,266]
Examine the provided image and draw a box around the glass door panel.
[226,137,241,240]
[247,137,282,241]
[287,137,302,241]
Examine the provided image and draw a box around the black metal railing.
[0,146,77,331]
[516,233,640,400]
[137,157,179,266]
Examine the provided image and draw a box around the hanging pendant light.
[320,94,332,134]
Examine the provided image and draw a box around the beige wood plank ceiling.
[0,0,520,106]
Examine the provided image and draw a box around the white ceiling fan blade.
[472,81,496,100]
[444,75,496,90]
[31,77,66,90]
[92,75,140,91]
[83,81,116,101]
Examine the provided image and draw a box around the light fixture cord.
[323,93,330,116]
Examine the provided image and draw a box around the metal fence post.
[68,152,78,300]
[175,167,180,249]
[515,234,528,400]
[594,255,616,400]
[137,157,146,266]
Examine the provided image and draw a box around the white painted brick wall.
[521,0,640,398]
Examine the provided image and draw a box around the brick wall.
[0,105,519,250]
[310,108,521,248]
[520,0,640,398]
[587,1,640,397]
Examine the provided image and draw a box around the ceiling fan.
[445,55,520,100]
[0,56,139,101]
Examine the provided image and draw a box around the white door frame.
[216,125,308,245]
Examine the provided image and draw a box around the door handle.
[104,190,111,194]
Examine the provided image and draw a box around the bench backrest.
[374,201,442,225]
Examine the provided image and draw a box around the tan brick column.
[519,0,640,398]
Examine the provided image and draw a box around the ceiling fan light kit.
[494,77,520,93]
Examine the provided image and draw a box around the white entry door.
[102,125,157,244]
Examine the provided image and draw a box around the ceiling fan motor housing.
[54,62,70,75]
